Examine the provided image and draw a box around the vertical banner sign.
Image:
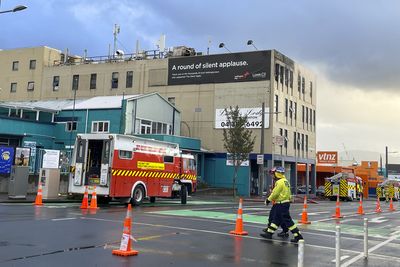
[168,51,271,85]
[0,147,14,174]
[23,141,37,173]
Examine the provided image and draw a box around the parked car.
[316,185,325,197]
[297,185,311,194]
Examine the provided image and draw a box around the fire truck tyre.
[150,197,156,203]
[98,196,111,204]
[131,185,145,206]
[181,185,187,204]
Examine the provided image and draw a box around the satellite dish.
[115,49,124,56]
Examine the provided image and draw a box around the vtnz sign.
[317,151,338,164]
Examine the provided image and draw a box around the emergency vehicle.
[68,134,197,205]
[324,172,363,201]
[376,179,399,201]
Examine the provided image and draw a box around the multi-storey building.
[0,46,317,195]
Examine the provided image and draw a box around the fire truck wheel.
[131,185,145,206]
[150,197,156,203]
[181,185,187,204]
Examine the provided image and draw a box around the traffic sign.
[257,155,264,165]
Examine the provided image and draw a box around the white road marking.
[370,217,388,223]
[51,217,77,221]
[331,255,350,262]
[341,233,400,267]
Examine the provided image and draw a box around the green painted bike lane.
[149,209,396,238]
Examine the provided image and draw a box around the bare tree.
[222,106,255,198]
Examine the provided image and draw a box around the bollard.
[364,218,368,258]
[297,239,305,267]
[336,225,341,267]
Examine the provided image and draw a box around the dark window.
[310,109,313,131]
[275,64,280,82]
[90,73,97,89]
[294,102,297,121]
[280,66,284,84]
[72,75,79,90]
[66,121,77,132]
[285,98,288,117]
[302,77,305,94]
[301,134,304,151]
[126,71,133,88]
[313,110,316,126]
[164,156,174,163]
[310,81,313,99]
[27,81,34,91]
[298,133,301,150]
[306,135,309,152]
[285,68,289,86]
[294,132,297,150]
[29,60,36,70]
[12,61,19,71]
[289,101,293,119]
[306,107,308,127]
[275,95,279,122]
[302,105,305,123]
[111,72,119,89]
[53,76,60,91]
[284,129,288,148]
[297,73,301,92]
[119,150,132,159]
[10,83,17,93]
[289,70,293,88]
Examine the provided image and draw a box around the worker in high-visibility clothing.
[260,166,304,243]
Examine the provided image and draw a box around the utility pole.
[258,102,265,196]
[385,146,388,178]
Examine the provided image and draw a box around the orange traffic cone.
[332,195,343,218]
[112,204,138,256]
[357,196,365,215]
[80,186,89,209]
[230,198,248,235]
[89,186,98,209]
[299,195,311,224]
[375,197,382,213]
[389,197,396,212]
[33,181,43,206]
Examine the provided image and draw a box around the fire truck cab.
[324,172,363,201]
[377,179,399,201]
[68,134,197,205]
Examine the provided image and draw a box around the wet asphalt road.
[1,197,400,266]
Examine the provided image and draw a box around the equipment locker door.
[99,139,111,186]
[74,139,87,186]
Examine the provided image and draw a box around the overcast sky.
[1,0,400,161]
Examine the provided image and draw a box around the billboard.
[42,149,60,169]
[0,147,14,174]
[215,107,270,129]
[15,147,30,167]
[168,51,271,85]
[317,151,338,164]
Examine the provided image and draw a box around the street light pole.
[386,146,388,178]
[0,5,27,14]
[258,102,265,196]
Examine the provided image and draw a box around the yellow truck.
[324,172,363,201]
[376,179,399,201]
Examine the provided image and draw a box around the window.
[298,132,301,150]
[27,81,34,91]
[72,75,79,90]
[90,73,97,89]
[65,121,77,132]
[150,121,168,134]
[111,72,119,89]
[310,109,313,131]
[164,156,174,163]
[289,100,293,119]
[302,105,305,125]
[275,95,279,122]
[284,129,288,149]
[168,97,175,106]
[285,68,289,86]
[285,98,288,117]
[119,150,132,159]
[302,77,305,94]
[126,71,133,88]
[310,81,313,99]
[297,73,301,92]
[289,70,293,89]
[280,66,284,84]
[275,64,280,82]
[92,121,109,133]
[313,110,316,126]
[10,83,17,93]
[301,134,304,151]
[29,60,36,70]
[306,135,309,152]
[306,107,309,130]
[293,132,297,150]
[140,120,151,134]
[12,61,19,71]
[294,102,297,121]
[53,76,60,91]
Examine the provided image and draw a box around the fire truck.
[376,179,399,201]
[68,134,197,205]
[324,172,363,201]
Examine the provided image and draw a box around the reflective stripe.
[276,200,290,204]
[288,224,297,231]
[294,233,299,237]
[270,223,278,229]
[267,228,275,233]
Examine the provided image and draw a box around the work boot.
[290,234,304,243]
[262,228,269,233]
[277,231,289,238]
[260,232,273,239]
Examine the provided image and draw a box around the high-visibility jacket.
[268,173,292,203]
